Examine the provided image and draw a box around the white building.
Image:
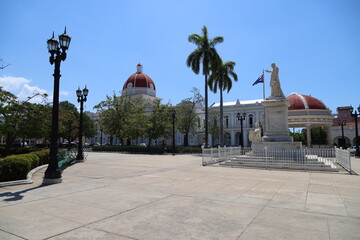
[86,64,346,148]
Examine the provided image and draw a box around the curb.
[0,164,48,187]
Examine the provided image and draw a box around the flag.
[252,74,264,86]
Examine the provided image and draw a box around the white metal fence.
[202,146,352,172]
[335,147,351,172]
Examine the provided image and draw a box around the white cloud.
[17,84,49,103]
[0,75,70,104]
[0,76,30,91]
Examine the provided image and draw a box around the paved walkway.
[1,152,360,240]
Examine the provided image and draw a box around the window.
[225,116,229,128]
[248,114,254,128]
[127,82,133,88]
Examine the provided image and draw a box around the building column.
[231,130,236,146]
[306,124,312,147]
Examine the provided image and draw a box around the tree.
[83,114,98,139]
[145,99,172,146]
[0,59,10,69]
[94,94,148,145]
[123,97,148,145]
[0,87,48,155]
[59,101,79,142]
[94,93,125,145]
[187,26,223,147]
[208,60,238,147]
[176,88,203,146]
[311,126,328,145]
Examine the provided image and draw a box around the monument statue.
[249,123,262,143]
[265,63,285,98]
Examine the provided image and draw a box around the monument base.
[262,135,293,142]
[262,98,292,142]
[252,141,302,151]
[251,141,303,159]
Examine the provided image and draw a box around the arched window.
[225,116,229,128]
[248,114,254,128]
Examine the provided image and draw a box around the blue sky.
[1,0,359,113]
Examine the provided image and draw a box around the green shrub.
[32,149,50,165]
[0,156,32,181]
[93,145,202,154]
[0,149,50,182]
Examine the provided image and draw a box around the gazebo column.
[326,126,332,146]
[306,124,312,147]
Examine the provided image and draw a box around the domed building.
[287,93,332,147]
[122,64,158,102]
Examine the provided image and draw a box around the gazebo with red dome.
[287,93,332,147]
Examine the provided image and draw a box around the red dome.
[287,93,327,110]
[122,64,156,91]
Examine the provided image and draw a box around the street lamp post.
[43,28,71,185]
[350,105,360,157]
[76,86,89,161]
[171,109,176,155]
[338,119,346,149]
[237,112,246,147]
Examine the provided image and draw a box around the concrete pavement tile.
[233,196,269,207]
[267,199,305,211]
[0,185,50,205]
[268,190,307,210]
[57,186,170,212]
[48,227,134,240]
[343,201,360,218]
[306,192,345,208]
[337,186,360,198]
[327,215,360,238]
[20,198,115,224]
[305,203,349,217]
[242,188,277,200]
[0,230,24,240]
[89,195,263,240]
[238,223,329,240]
[252,207,329,232]
[329,233,360,240]
[0,204,81,240]
[308,184,338,194]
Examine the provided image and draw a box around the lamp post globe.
[43,28,71,185]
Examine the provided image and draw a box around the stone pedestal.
[262,98,293,142]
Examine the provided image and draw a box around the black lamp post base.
[76,154,84,162]
[43,169,62,185]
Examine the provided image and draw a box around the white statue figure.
[265,63,285,98]
[249,123,262,143]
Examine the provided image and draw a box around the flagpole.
[262,69,265,99]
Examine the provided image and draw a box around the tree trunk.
[204,74,208,147]
[184,133,189,147]
[219,90,224,147]
[5,133,15,156]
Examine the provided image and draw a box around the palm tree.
[186,26,223,147]
[208,60,238,147]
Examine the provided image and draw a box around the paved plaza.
[1,152,360,240]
